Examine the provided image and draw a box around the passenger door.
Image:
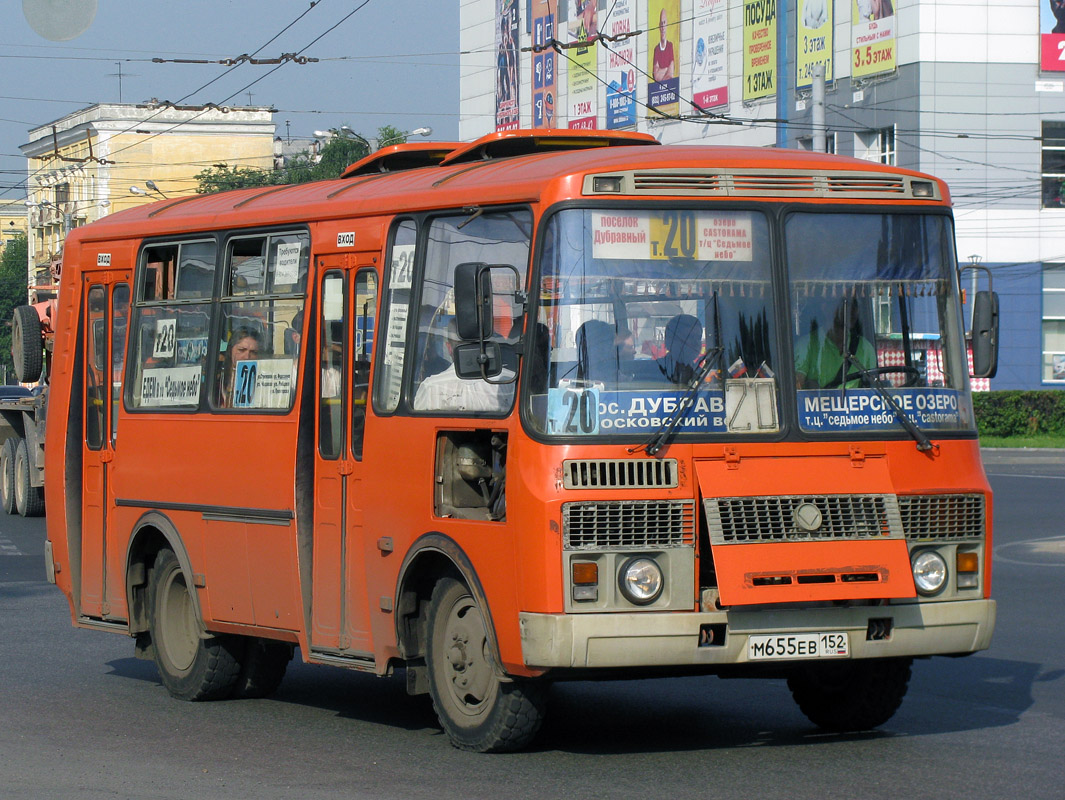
[80,276,130,620]
[310,255,378,656]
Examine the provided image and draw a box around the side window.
[410,209,531,414]
[175,241,216,299]
[373,219,417,413]
[111,283,129,443]
[129,240,216,410]
[352,269,377,459]
[319,272,346,459]
[85,285,106,449]
[213,232,308,411]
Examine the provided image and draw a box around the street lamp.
[379,127,432,148]
[314,126,433,151]
[131,183,167,199]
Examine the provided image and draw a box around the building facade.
[20,103,275,290]
[460,0,1065,389]
[0,201,28,258]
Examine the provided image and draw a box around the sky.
[0,0,460,203]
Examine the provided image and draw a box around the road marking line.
[986,472,1065,480]
[0,534,24,556]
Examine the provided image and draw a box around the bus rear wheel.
[149,549,241,701]
[426,577,545,752]
[787,657,912,732]
[1,438,17,515]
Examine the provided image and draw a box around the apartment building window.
[1042,122,1065,209]
[1043,264,1065,380]
[856,126,895,165]
[798,133,836,154]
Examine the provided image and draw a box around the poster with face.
[648,0,680,116]
[495,0,519,130]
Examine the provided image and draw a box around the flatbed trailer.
[0,301,53,516]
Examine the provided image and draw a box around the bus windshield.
[527,207,778,438]
[526,207,975,440]
[786,212,974,437]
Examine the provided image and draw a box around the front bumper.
[519,598,996,669]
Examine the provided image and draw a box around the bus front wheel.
[787,656,912,732]
[426,577,545,752]
[149,549,242,701]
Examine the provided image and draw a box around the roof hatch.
[438,128,659,166]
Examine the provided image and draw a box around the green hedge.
[973,390,1065,437]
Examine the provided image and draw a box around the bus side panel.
[360,416,531,674]
[45,241,85,618]
[112,414,303,634]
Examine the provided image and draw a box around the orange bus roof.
[72,133,951,245]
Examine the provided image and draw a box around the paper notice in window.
[274,242,302,285]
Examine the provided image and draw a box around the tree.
[0,234,28,383]
[194,163,281,194]
[195,126,410,194]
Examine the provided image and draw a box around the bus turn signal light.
[957,552,980,589]
[572,562,598,602]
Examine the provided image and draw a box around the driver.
[795,298,875,389]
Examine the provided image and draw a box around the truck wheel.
[12,306,43,384]
[426,577,545,752]
[149,549,242,701]
[788,657,912,732]
[231,638,293,699]
[14,437,44,517]
[0,438,17,515]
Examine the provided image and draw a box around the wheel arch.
[125,511,201,636]
[394,532,507,679]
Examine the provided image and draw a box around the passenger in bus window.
[575,319,617,384]
[656,314,703,384]
[795,298,875,390]
[218,327,261,407]
[413,319,515,413]
[285,310,303,356]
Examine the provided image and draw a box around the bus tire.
[12,305,43,384]
[787,657,912,732]
[1,438,17,515]
[231,638,293,699]
[14,437,44,517]
[426,577,545,752]
[149,549,242,701]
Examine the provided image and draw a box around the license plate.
[747,631,849,661]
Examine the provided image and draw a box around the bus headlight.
[618,557,663,605]
[911,550,948,596]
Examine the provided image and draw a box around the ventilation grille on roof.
[586,170,933,200]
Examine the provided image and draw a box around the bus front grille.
[705,495,903,545]
[563,500,695,550]
[563,458,679,489]
[898,493,985,541]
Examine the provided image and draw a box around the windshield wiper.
[632,346,724,457]
[844,353,934,452]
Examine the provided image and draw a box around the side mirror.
[453,262,493,341]
[452,341,503,379]
[971,290,999,379]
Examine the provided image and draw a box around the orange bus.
[45,129,999,752]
